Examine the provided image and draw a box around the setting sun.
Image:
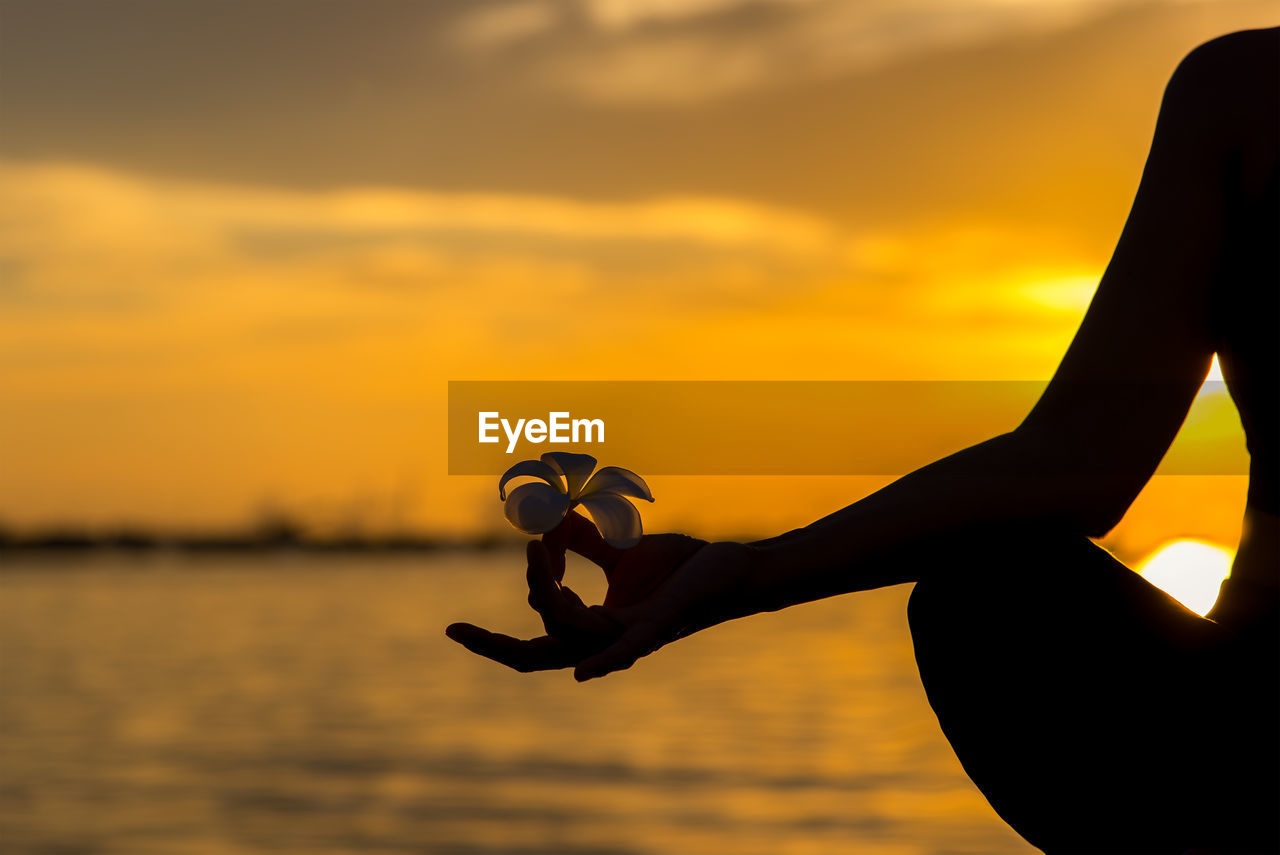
[1137,539,1234,616]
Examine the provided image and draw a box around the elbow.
[1077,505,1127,540]
[1034,492,1129,541]
[1006,425,1139,540]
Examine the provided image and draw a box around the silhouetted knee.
[905,522,1123,757]
[906,525,1051,706]
[905,571,965,651]
[908,520,1110,607]
[906,525,1132,852]
[907,522,1084,640]
[904,525,1220,853]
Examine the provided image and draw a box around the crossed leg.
[907,525,1277,854]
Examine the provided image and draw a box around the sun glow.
[1206,354,1224,383]
[1137,539,1234,617]
[1017,275,1098,313]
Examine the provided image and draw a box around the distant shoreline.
[0,531,525,556]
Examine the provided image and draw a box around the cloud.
[0,159,865,379]
[0,159,1099,315]
[0,160,841,256]
[454,0,1190,104]
[0,159,1102,402]
[452,1,562,50]
[0,159,847,528]
[580,0,805,31]
[0,158,1115,406]
[5,0,1273,234]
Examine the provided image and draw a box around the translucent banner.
[448,381,1246,476]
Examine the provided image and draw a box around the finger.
[562,586,627,635]
[574,620,666,682]
[540,515,571,581]
[543,510,622,579]
[445,623,579,672]
[527,541,620,639]
[559,583,588,610]
[526,540,570,632]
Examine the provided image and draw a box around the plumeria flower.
[498,452,654,549]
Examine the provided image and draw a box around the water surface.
[0,552,1035,854]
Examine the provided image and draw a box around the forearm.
[743,428,1104,613]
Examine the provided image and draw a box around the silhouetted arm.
[742,35,1247,612]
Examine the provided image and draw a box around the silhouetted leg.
[907,525,1275,854]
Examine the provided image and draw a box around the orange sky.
[0,0,1272,558]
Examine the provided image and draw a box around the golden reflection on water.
[0,552,1034,854]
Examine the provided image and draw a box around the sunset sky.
[0,0,1272,556]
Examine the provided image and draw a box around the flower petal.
[578,494,643,549]
[498,459,565,501]
[541,452,597,498]
[503,482,572,535]
[579,466,654,503]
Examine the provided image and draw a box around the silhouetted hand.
[446,511,760,680]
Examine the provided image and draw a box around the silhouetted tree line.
[0,519,513,554]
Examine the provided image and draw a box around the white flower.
[498,452,654,549]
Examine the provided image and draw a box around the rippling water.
[0,552,1035,854]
